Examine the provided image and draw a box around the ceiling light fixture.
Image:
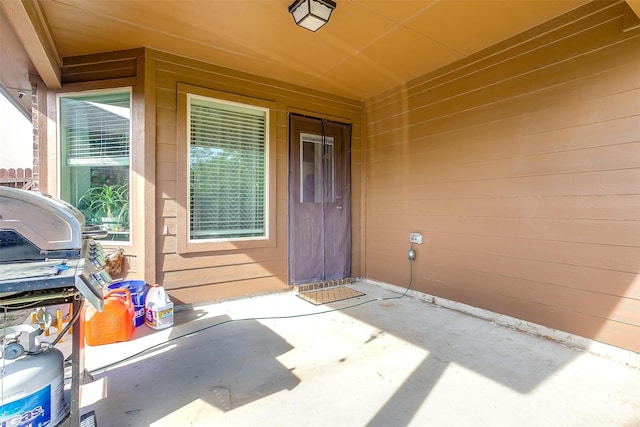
[288,0,336,32]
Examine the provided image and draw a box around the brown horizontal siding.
[363,1,640,352]
[367,214,640,247]
[159,198,177,220]
[156,144,176,163]
[366,66,640,153]
[160,247,288,272]
[366,228,640,272]
[168,276,288,305]
[367,52,640,150]
[367,135,640,178]
[439,233,640,274]
[370,195,640,221]
[365,114,640,184]
[421,253,640,323]
[148,49,362,303]
[61,58,137,84]
[367,169,640,200]
[162,261,286,289]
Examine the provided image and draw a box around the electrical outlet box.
[409,232,423,244]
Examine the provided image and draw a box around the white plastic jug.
[144,284,174,330]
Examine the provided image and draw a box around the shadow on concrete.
[80,282,637,426]
[86,309,300,426]
[324,286,580,427]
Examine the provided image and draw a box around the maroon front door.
[288,114,351,284]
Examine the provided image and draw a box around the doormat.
[297,286,365,305]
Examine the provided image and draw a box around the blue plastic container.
[108,280,147,327]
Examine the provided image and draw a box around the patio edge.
[361,278,640,369]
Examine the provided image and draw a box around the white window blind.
[60,93,130,166]
[189,97,267,240]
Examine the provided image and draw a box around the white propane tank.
[144,284,174,330]
[0,347,66,426]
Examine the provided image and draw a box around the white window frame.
[57,88,133,245]
[176,83,276,253]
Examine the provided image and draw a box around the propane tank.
[0,325,67,426]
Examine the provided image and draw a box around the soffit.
[36,0,592,100]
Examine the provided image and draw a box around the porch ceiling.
[9,0,594,100]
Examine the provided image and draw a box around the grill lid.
[0,186,84,253]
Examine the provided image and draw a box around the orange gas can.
[85,288,135,346]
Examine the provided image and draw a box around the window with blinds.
[59,90,131,242]
[61,92,130,166]
[188,96,268,241]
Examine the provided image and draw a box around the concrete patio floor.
[81,280,640,427]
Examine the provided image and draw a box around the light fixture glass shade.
[289,0,336,32]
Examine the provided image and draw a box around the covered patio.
[80,281,640,426]
[1,1,639,425]
[1,0,638,354]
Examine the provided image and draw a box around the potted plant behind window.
[78,184,129,232]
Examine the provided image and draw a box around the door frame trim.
[287,108,353,126]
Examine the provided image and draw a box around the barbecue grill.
[0,186,112,427]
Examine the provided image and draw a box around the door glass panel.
[300,132,334,204]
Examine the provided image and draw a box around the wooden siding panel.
[366,110,640,170]
[156,86,176,108]
[526,115,640,155]
[160,247,288,272]
[156,143,176,163]
[419,249,640,303]
[434,233,640,274]
[157,179,176,200]
[160,198,177,219]
[166,277,288,305]
[370,195,640,221]
[61,58,137,84]
[162,261,286,289]
[415,261,640,326]
[156,105,176,128]
[156,161,176,181]
[367,169,640,200]
[159,235,176,254]
[369,214,640,247]
[364,2,640,352]
[368,140,640,184]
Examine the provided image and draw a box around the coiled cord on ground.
[81,246,416,376]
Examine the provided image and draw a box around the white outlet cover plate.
[409,232,423,244]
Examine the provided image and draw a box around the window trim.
[176,83,276,253]
[57,87,133,246]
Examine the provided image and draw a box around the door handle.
[336,205,343,210]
